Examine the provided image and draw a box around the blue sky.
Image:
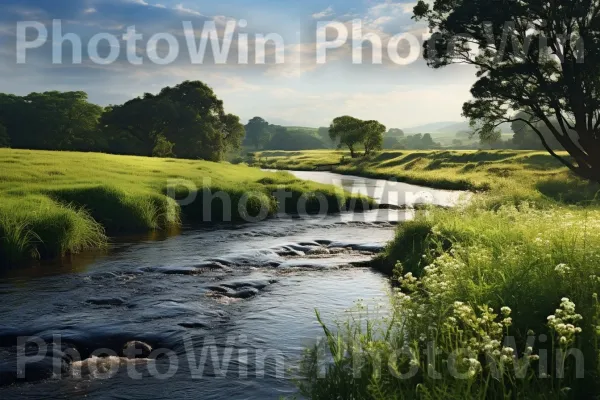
[0,0,477,128]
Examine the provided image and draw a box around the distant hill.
[404,121,464,134]
[404,120,513,135]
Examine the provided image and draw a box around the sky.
[0,0,478,128]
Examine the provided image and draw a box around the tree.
[383,136,401,149]
[387,128,405,139]
[265,129,326,150]
[0,123,9,148]
[329,116,366,158]
[402,134,442,150]
[329,116,386,157]
[102,81,244,161]
[383,128,404,149]
[362,120,386,156]
[152,134,175,157]
[414,0,600,182]
[0,91,103,151]
[245,117,272,149]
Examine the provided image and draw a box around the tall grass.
[0,149,368,267]
[299,201,600,399]
[0,196,106,265]
[285,149,600,398]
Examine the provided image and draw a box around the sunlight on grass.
[0,149,368,266]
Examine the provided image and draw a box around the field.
[0,149,370,267]
[254,149,599,206]
[267,150,600,398]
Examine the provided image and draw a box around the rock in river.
[122,341,153,359]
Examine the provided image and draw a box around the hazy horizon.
[0,0,476,128]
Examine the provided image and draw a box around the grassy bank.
[0,149,370,267]
[289,150,600,398]
[255,150,600,206]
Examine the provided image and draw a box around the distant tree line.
[244,117,330,151]
[0,81,245,161]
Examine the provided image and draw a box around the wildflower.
[501,306,512,316]
[560,336,567,345]
[502,347,514,356]
[555,263,570,276]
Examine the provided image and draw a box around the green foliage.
[301,203,600,399]
[0,196,106,265]
[362,120,386,156]
[0,81,245,162]
[152,134,175,158]
[413,0,600,183]
[0,123,9,148]
[265,128,326,151]
[317,126,336,148]
[387,128,405,138]
[256,150,600,202]
[0,91,104,151]
[401,133,442,150]
[329,116,386,157]
[0,149,367,267]
[101,81,244,161]
[245,116,272,149]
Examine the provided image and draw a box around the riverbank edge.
[257,161,483,192]
[0,149,379,268]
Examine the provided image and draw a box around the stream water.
[0,170,464,399]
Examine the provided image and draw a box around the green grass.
[300,203,600,399]
[0,149,370,267]
[254,149,600,206]
[282,150,600,399]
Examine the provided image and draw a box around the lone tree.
[329,116,386,157]
[245,117,272,149]
[362,120,386,156]
[414,0,600,182]
[329,116,365,158]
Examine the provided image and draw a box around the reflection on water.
[0,171,457,399]
[280,169,467,207]
[0,226,183,283]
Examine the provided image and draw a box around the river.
[0,170,464,399]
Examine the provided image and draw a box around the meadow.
[0,149,369,267]
[254,149,599,206]
[266,150,600,398]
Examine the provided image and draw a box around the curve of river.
[0,170,465,399]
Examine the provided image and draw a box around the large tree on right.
[414,0,600,182]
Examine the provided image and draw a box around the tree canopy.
[329,116,386,157]
[265,127,326,150]
[0,81,245,162]
[414,0,600,182]
[101,81,244,161]
[0,91,104,151]
[0,123,9,148]
[244,117,272,149]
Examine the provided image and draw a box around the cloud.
[0,0,477,127]
[174,3,202,16]
[312,6,334,19]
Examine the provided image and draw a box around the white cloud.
[174,3,202,16]
[83,8,97,14]
[312,6,334,19]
